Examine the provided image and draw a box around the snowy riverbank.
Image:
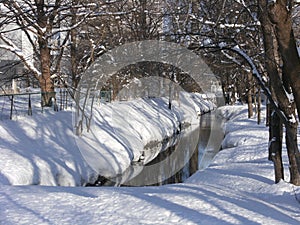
[0,105,299,224]
[0,92,214,186]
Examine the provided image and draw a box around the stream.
[91,111,225,187]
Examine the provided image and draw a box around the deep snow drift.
[0,92,214,186]
[0,97,300,224]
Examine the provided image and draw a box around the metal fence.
[0,89,72,120]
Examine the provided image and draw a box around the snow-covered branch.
[189,42,292,125]
[0,35,41,76]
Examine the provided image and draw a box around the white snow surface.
[0,92,213,186]
[1,100,300,224]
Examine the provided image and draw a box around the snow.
[0,91,214,186]
[0,98,300,224]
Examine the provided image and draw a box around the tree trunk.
[36,0,55,107]
[259,6,284,182]
[267,1,300,185]
[269,111,284,183]
[39,38,55,107]
[286,123,300,185]
[247,72,253,118]
[266,102,270,127]
[138,0,147,40]
[71,10,80,89]
[268,0,300,123]
[259,0,300,185]
[257,87,262,125]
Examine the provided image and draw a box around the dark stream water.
[90,111,224,187]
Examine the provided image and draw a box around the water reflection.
[123,111,224,186]
[123,124,201,186]
[90,111,224,187]
[198,112,224,170]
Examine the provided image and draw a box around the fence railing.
[0,89,72,120]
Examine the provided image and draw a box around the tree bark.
[269,111,284,183]
[268,1,300,123]
[257,87,262,125]
[259,0,300,185]
[39,37,55,107]
[286,123,300,185]
[247,72,253,118]
[71,8,80,89]
[266,0,300,185]
[36,0,55,107]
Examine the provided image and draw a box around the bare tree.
[0,0,97,106]
[186,0,300,185]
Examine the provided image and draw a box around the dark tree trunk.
[286,123,300,185]
[257,87,262,125]
[71,10,80,89]
[268,1,300,123]
[267,0,300,184]
[247,72,253,118]
[135,0,147,41]
[259,0,284,183]
[269,111,284,183]
[258,0,300,185]
[266,101,271,127]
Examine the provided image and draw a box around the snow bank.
[216,105,268,148]
[1,105,299,225]
[0,111,97,186]
[0,92,214,186]
[187,105,295,193]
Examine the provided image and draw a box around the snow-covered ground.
[0,97,300,224]
[0,91,214,186]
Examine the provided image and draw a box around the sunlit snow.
[0,98,299,224]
